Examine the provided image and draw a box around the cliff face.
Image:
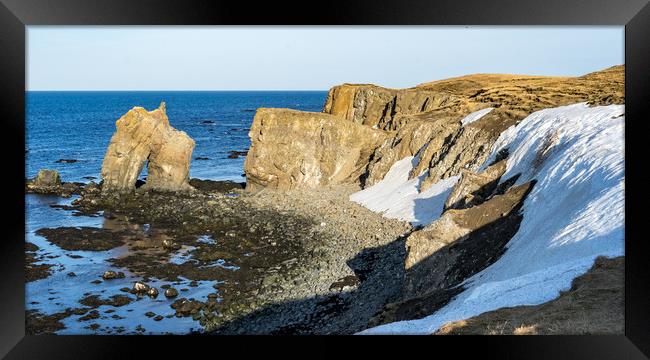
[322,84,460,130]
[244,108,389,191]
[244,65,624,193]
[101,103,195,193]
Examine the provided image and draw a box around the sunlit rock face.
[244,108,390,191]
[101,102,195,193]
[322,84,458,130]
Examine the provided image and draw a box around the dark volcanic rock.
[227,150,248,159]
[188,178,245,193]
[25,242,54,283]
[35,227,128,251]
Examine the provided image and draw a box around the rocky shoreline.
[25,65,625,335]
[26,178,414,334]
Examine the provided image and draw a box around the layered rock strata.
[246,66,624,193]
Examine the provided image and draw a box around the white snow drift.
[461,107,494,126]
[349,157,459,226]
[350,107,496,226]
[359,102,625,334]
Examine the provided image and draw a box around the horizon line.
[26,89,329,92]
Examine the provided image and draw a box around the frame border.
[1,0,649,358]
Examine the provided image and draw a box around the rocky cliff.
[244,108,389,191]
[245,65,624,193]
[101,102,195,193]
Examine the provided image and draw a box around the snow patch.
[350,157,459,226]
[361,102,624,334]
[461,107,494,126]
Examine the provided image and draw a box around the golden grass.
[434,256,624,335]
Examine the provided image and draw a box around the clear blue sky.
[27,26,624,91]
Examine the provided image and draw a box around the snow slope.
[349,156,459,226]
[350,107,495,226]
[461,107,494,126]
[360,102,625,334]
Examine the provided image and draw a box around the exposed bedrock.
[29,169,61,189]
[101,102,195,193]
[243,108,390,191]
[322,84,461,130]
[244,65,624,193]
[443,159,507,211]
[403,180,535,298]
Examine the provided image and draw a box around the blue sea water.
[25,91,328,334]
[26,91,327,183]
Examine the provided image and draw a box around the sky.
[27,26,624,91]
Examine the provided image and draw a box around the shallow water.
[26,194,227,334]
[25,91,327,334]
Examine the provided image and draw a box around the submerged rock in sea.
[100,102,195,193]
[244,108,389,191]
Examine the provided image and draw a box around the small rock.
[147,287,159,298]
[164,288,179,298]
[162,239,181,251]
[31,169,61,188]
[153,315,164,321]
[145,311,156,318]
[132,281,150,293]
[102,270,118,280]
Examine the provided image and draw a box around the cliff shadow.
[209,185,535,335]
[210,234,409,335]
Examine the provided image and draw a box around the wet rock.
[195,156,210,160]
[80,294,133,308]
[162,239,181,251]
[78,310,100,321]
[227,150,247,159]
[164,288,179,298]
[35,227,127,251]
[55,159,78,163]
[145,311,156,318]
[172,298,206,317]
[154,315,164,321]
[102,270,118,280]
[132,281,150,294]
[67,272,76,277]
[147,287,159,298]
[84,181,100,194]
[189,178,245,193]
[25,243,54,283]
[101,102,195,193]
[31,169,61,187]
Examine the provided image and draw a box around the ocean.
[26,91,327,183]
[25,91,326,334]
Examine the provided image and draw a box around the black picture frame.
[1,0,649,358]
